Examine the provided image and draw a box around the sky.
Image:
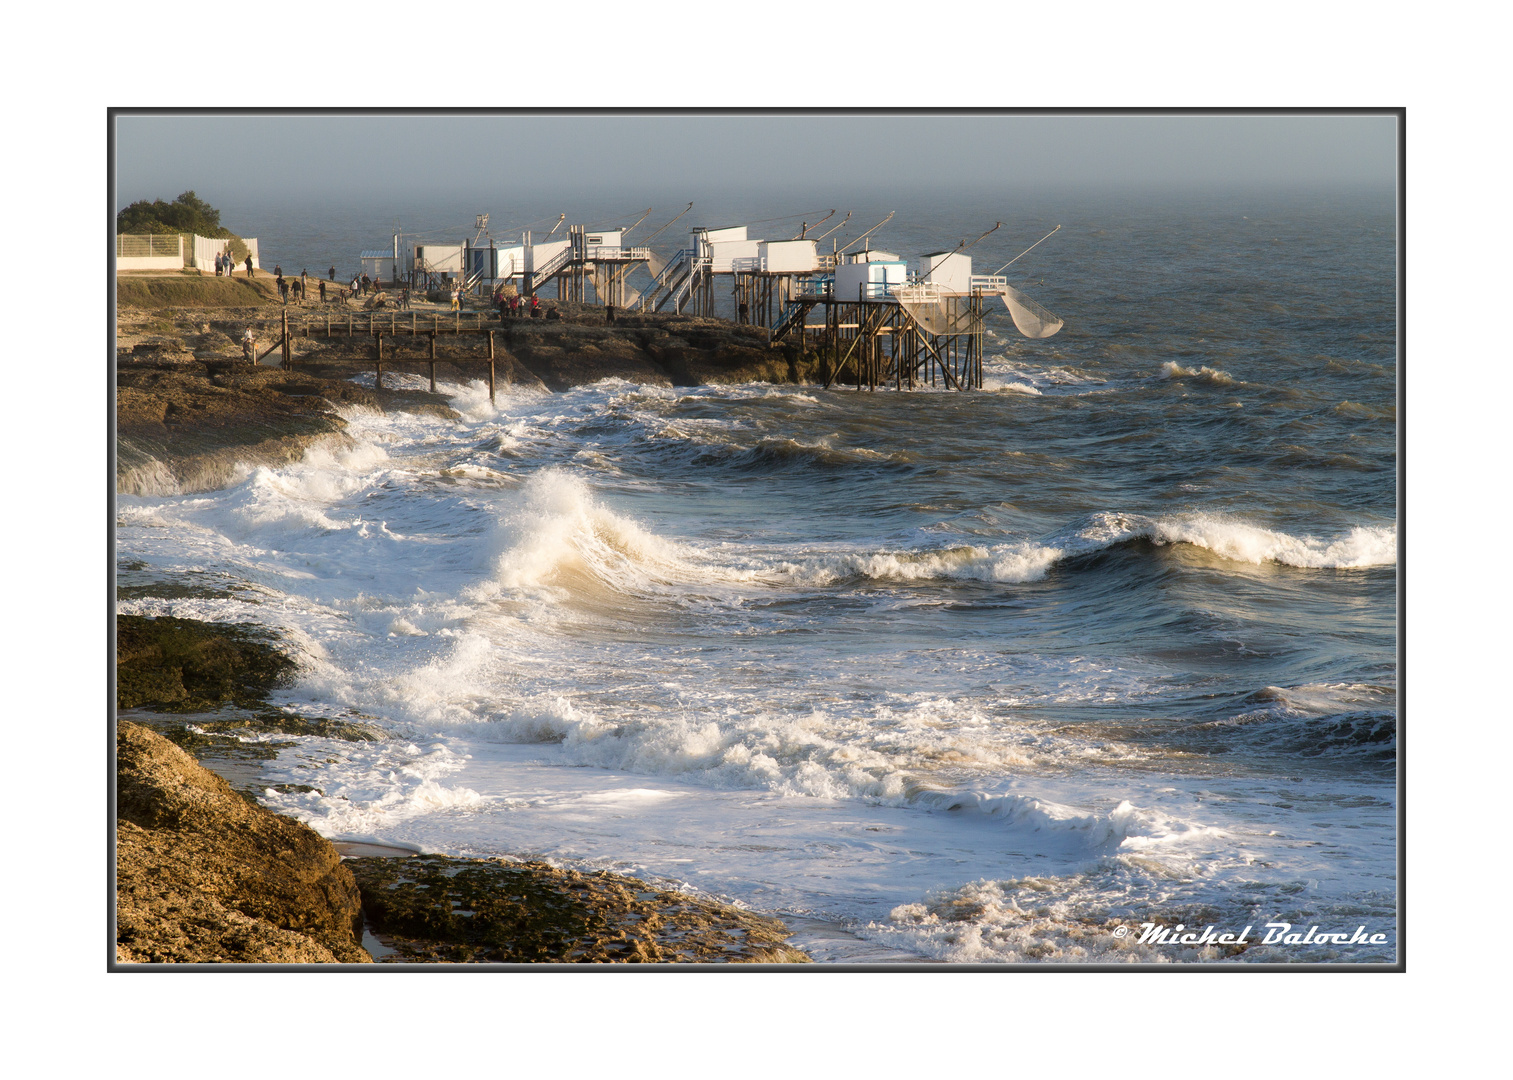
[114,112,1398,210]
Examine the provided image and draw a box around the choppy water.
[116,189,1398,963]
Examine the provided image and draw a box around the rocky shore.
[114,615,811,964]
[115,274,813,964]
[117,272,818,494]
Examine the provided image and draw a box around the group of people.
[276,267,314,304]
[491,287,554,320]
[213,251,255,277]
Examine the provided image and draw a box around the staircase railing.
[769,297,818,344]
[666,255,709,313]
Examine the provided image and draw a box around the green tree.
[116,191,232,237]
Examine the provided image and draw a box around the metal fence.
[116,234,182,258]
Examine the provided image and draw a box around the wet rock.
[116,614,296,711]
[116,364,460,494]
[349,854,810,964]
[115,720,371,964]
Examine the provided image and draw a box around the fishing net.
[892,284,984,336]
[999,284,1063,338]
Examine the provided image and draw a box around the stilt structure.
[772,288,986,391]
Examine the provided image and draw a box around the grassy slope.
[117,273,280,309]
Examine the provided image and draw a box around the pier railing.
[583,245,651,262]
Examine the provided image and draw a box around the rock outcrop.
[349,853,809,964]
[116,365,460,495]
[114,720,371,964]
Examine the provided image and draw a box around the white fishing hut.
[912,250,973,294]
[695,225,762,272]
[757,238,819,273]
[833,249,908,300]
[414,243,465,276]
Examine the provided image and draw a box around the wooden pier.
[242,308,511,403]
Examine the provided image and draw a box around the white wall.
[912,251,973,293]
[526,238,571,272]
[416,244,465,273]
[706,239,761,272]
[117,256,184,271]
[834,259,908,299]
[760,240,818,273]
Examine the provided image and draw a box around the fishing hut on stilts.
[769,221,1065,391]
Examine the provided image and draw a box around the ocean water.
[115,188,1398,963]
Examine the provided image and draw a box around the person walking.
[246,255,254,277]
[319,279,326,303]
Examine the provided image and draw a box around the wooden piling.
[375,332,383,390]
[488,330,496,405]
[429,330,437,393]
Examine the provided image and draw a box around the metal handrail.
[583,245,652,262]
[668,255,709,311]
[530,244,574,280]
[642,249,694,311]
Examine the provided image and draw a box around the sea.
[115,185,1399,963]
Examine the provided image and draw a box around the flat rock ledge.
[349,854,810,964]
[115,720,371,964]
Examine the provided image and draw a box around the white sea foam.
[467,468,734,595]
[758,511,1394,587]
[982,377,1043,395]
[1161,361,1237,386]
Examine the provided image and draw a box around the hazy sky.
[115,112,1397,209]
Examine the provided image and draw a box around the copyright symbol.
[1113,926,1128,938]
